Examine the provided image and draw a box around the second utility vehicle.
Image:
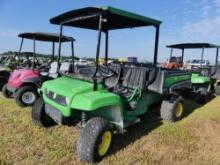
[3,32,75,106]
[167,43,220,103]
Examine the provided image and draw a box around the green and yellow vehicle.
[32,6,192,163]
[167,43,220,103]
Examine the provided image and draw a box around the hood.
[8,68,39,88]
[9,69,39,80]
[42,76,100,99]
[191,76,210,84]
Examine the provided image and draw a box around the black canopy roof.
[50,6,161,31]
[18,32,75,42]
[167,43,220,49]
[19,52,34,55]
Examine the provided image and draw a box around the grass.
[0,93,220,165]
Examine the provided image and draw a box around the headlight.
[66,97,70,105]
[44,88,68,107]
[45,88,49,94]
[54,94,67,106]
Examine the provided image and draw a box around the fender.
[22,77,43,88]
[71,90,122,111]
[71,90,124,129]
[169,80,191,93]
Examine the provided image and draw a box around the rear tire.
[32,97,55,127]
[15,85,38,107]
[2,84,13,98]
[215,85,220,95]
[160,96,185,122]
[0,72,10,91]
[77,117,113,163]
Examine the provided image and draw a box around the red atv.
[2,32,75,107]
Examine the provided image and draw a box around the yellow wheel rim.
[175,102,183,118]
[98,131,112,156]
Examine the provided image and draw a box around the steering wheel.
[38,64,49,72]
[98,65,118,79]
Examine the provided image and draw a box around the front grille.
[45,104,63,124]
[45,89,67,106]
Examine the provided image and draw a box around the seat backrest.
[146,66,156,86]
[60,62,71,73]
[47,62,58,78]
[104,63,122,88]
[49,62,58,74]
[123,66,148,90]
[200,67,211,77]
[147,68,164,94]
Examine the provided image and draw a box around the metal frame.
[18,32,75,71]
[56,11,161,90]
[57,25,75,73]
[33,36,36,68]
[153,26,160,66]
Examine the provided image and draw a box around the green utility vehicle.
[32,6,191,163]
[167,43,220,103]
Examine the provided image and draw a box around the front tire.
[2,84,13,98]
[32,97,55,127]
[160,96,185,122]
[195,87,208,104]
[15,85,38,107]
[77,117,113,163]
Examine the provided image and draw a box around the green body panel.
[88,105,124,128]
[42,70,194,127]
[191,73,210,84]
[123,92,161,122]
[87,91,162,128]
[163,74,191,88]
[101,6,161,26]
[42,75,163,127]
[71,90,121,111]
[42,76,104,117]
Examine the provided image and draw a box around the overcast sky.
[1,0,220,63]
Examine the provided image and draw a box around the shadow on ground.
[108,106,163,156]
[108,93,216,157]
[181,92,216,118]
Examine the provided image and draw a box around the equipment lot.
[1,93,220,165]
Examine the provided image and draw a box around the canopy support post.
[153,26,160,66]
[201,47,204,67]
[93,14,103,91]
[18,38,24,61]
[105,31,109,65]
[58,25,63,69]
[52,42,55,61]
[181,48,184,66]
[71,40,75,72]
[33,36,36,68]
[170,48,173,59]
[212,48,219,76]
